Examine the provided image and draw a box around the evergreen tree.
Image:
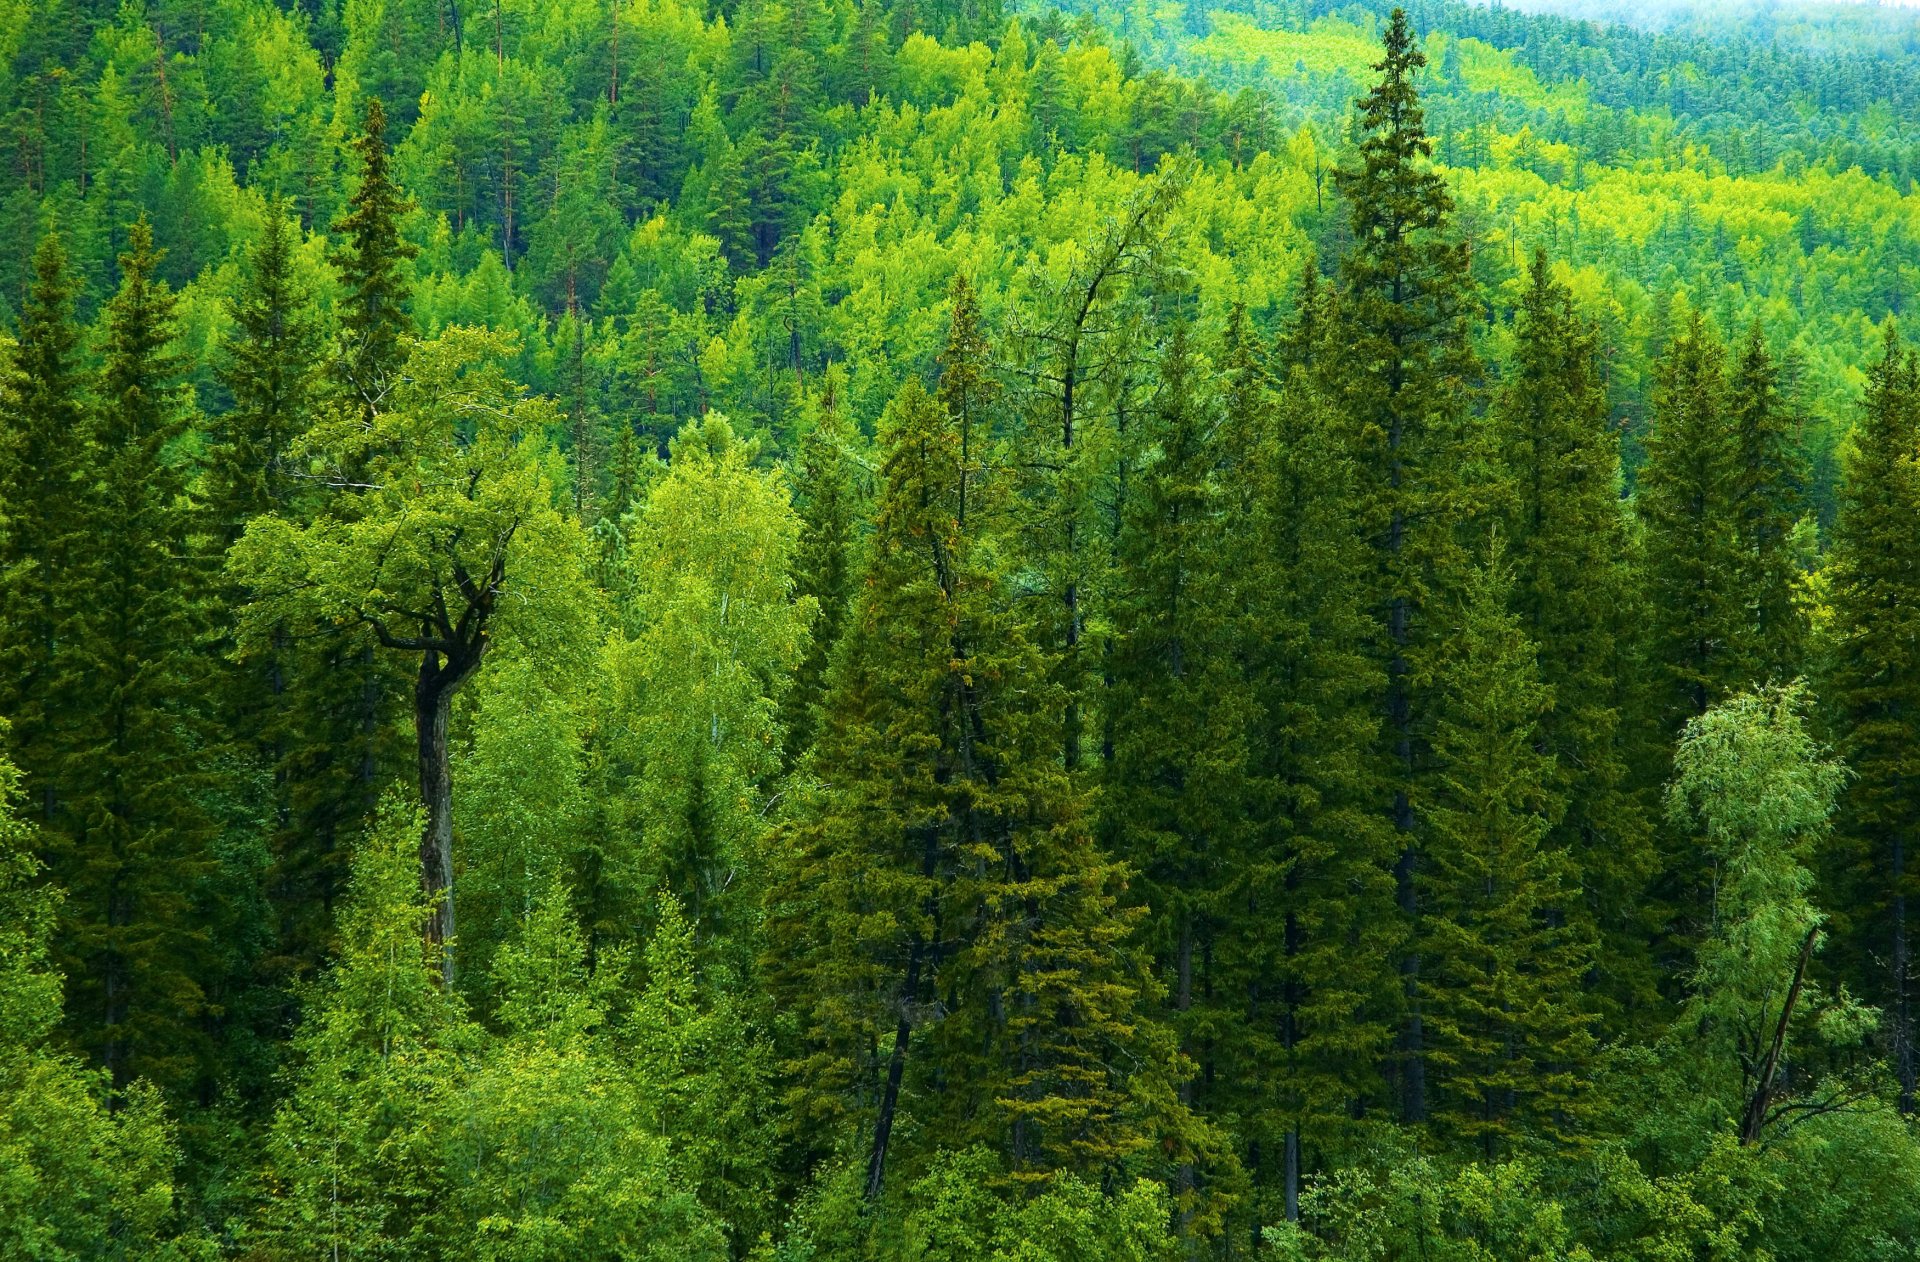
[1102,323,1248,1215]
[1422,538,1595,1159]
[0,734,187,1259]
[1493,251,1655,1024]
[782,363,859,769]
[204,203,321,549]
[1637,312,1747,730]
[1823,327,1920,1112]
[1726,320,1809,685]
[0,231,87,819]
[770,373,1205,1207]
[1328,5,1481,1124]
[1222,298,1397,1223]
[50,218,215,1096]
[331,96,417,425]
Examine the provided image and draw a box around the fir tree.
[1422,537,1595,1159]
[1222,298,1397,1222]
[0,231,87,820]
[205,203,321,549]
[1638,312,1747,730]
[331,96,417,425]
[1329,5,1481,1125]
[771,373,1205,1206]
[51,218,215,1095]
[1493,251,1655,1025]
[1823,327,1920,1112]
[1727,320,1810,685]
[782,363,859,769]
[1102,323,1248,1216]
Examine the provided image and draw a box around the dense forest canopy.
[5,0,1920,1255]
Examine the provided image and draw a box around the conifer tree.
[0,231,87,817]
[1823,328,1920,1112]
[1329,5,1481,1124]
[1102,324,1248,1206]
[332,97,418,423]
[205,204,321,549]
[1422,538,1595,1159]
[771,373,1204,1206]
[1727,320,1810,685]
[1638,312,1747,730]
[1493,251,1655,1023]
[782,363,859,768]
[1220,299,1397,1222]
[51,218,215,1094]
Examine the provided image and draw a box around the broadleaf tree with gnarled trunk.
[230,326,587,981]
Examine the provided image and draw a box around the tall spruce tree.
[1823,327,1920,1112]
[0,231,87,819]
[51,218,215,1095]
[1329,5,1481,1124]
[332,96,418,425]
[1638,312,1747,730]
[781,363,859,769]
[1102,323,1248,1207]
[1221,297,1398,1224]
[1493,251,1655,1024]
[1421,538,1595,1159]
[770,371,1207,1209]
[1727,320,1810,686]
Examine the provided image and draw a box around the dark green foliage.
[1328,4,1482,1125]
[1493,251,1655,1024]
[331,97,417,424]
[49,218,215,1096]
[1727,322,1811,686]
[1822,328,1920,1111]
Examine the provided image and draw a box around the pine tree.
[0,231,87,821]
[770,372,1205,1206]
[1328,6,1481,1125]
[1638,312,1747,730]
[51,218,215,1095]
[1221,298,1397,1223]
[1422,538,1595,1159]
[1727,320,1810,686]
[782,363,860,769]
[1493,251,1655,1025]
[1823,327,1920,1112]
[332,96,418,425]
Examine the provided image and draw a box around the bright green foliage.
[231,326,586,974]
[1328,5,1482,1124]
[257,798,468,1258]
[451,888,729,1262]
[1492,251,1654,1024]
[51,218,216,1096]
[600,412,808,964]
[1222,299,1399,1219]
[892,1147,1180,1262]
[781,364,862,768]
[332,97,419,423]
[624,893,777,1245]
[1822,328,1920,1110]
[1638,313,1748,730]
[1421,538,1595,1159]
[1727,323,1811,687]
[1667,685,1871,1147]
[0,736,190,1261]
[0,232,88,809]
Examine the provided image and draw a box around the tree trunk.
[415,640,485,984]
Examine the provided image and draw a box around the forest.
[4,0,1920,1253]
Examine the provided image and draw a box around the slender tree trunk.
[415,641,484,984]
[1741,927,1816,1145]
[1896,833,1914,1112]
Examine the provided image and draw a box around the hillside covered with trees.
[5,0,1920,1256]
